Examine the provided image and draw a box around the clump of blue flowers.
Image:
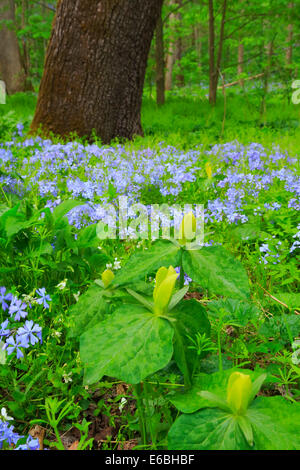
[0,287,49,360]
[0,408,40,450]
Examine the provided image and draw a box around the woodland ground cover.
[0,90,299,451]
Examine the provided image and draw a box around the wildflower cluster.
[0,287,49,360]
[0,408,40,450]
[0,139,298,246]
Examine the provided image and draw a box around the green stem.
[53,425,65,450]
[133,383,147,446]
[217,326,223,372]
[174,325,192,388]
[143,382,156,449]
[0,184,10,205]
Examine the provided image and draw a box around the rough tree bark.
[31,0,163,143]
[0,0,26,94]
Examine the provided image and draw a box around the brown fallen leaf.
[68,440,79,451]
[116,383,127,395]
[117,439,139,450]
[29,425,45,451]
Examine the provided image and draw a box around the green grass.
[1,89,300,154]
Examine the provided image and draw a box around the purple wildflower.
[35,288,51,309]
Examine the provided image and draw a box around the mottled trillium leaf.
[112,240,181,287]
[168,408,250,450]
[168,368,268,414]
[67,284,108,338]
[80,304,174,385]
[183,246,250,300]
[168,393,300,450]
[247,396,300,450]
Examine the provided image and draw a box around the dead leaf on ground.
[117,439,139,450]
[29,425,45,450]
[68,440,79,450]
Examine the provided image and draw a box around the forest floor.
[0,88,299,451]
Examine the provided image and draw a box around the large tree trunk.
[0,0,26,94]
[31,0,163,143]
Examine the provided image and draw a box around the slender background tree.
[0,0,25,93]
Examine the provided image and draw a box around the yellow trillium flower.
[178,211,197,244]
[226,372,252,415]
[153,266,178,313]
[102,269,115,289]
[205,162,213,179]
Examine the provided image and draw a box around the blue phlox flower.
[17,320,42,346]
[36,288,51,309]
[8,298,28,322]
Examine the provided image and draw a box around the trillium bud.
[205,162,213,179]
[226,372,252,415]
[102,269,115,289]
[153,266,178,313]
[178,211,197,244]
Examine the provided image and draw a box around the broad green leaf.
[0,204,41,240]
[198,391,230,412]
[80,304,174,384]
[168,368,268,414]
[247,396,300,450]
[67,284,108,338]
[113,240,181,287]
[168,408,250,450]
[183,246,250,300]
